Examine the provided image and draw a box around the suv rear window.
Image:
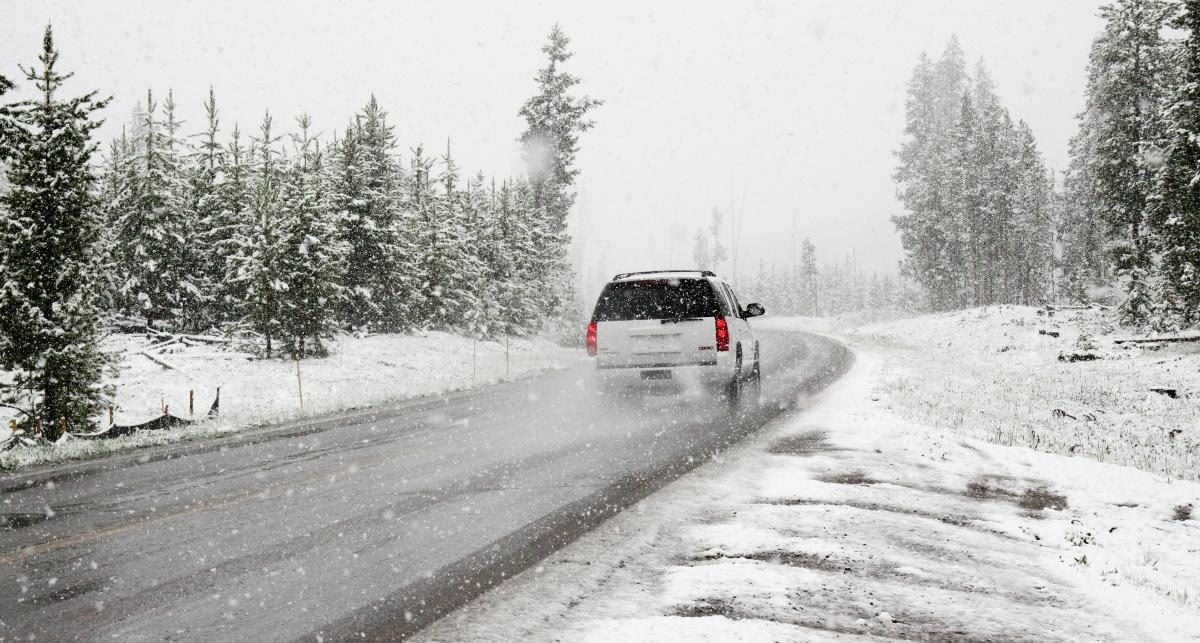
[592,279,720,322]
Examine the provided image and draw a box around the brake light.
[715,316,730,352]
[586,321,598,356]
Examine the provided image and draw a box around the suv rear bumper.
[596,359,718,369]
[593,360,735,390]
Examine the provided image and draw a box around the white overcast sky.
[3,0,1105,293]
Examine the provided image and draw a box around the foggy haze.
[2,0,1104,294]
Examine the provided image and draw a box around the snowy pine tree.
[112,89,196,329]
[274,115,345,357]
[895,38,1054,311]
[1011,122,1055,305]
[892,46,963,310]
[457,172,496,337]
[799,238,819,315]
[332,97,412,331]
[0,72,13,158]
[210,125,253,326]
[1154,0,1200,324]
[518,25,600,323]
[423,143,481,330]
[189,88,230,329]
[228,113,285,355]
[1073,0,1176,323]
[0,26,111,435]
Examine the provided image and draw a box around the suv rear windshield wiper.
[661,317,704,324]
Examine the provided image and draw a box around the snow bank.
[1,331,583,471]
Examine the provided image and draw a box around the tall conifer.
[0,26,111,435]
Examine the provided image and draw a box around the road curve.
[0,329,850,641]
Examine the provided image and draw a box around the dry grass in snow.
[819,305,1200,482]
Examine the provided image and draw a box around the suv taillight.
[715,316,730,352]
[586,321,598,356]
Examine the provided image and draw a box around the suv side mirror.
[743,303,765,318]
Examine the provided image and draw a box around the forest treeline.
[0,25,598,433]
[1060,0,1200,329]
[742,243,907,318]
[893,0,1200,330]
[892,38,1055,313]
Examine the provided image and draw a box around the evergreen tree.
[190,88,229,328]
[408,144,443,326]
[424,143,481,330]
[96,130,133,314]
[947,92,981,308]
[708,208,728,271]
[893,43,969,310]
[1060,119,1109,300]
[518,25,601,320]
[969,62,1019,305]
[494,179,543,334]
[1075,0,1176,323]
[1011,122,1054,305]
[210,124,252,325]
[0,72,14,159]
[799,238,819,315]
[332,97,411,331]
[229,113,284,355]
[0,26,111,435]
[162,89,205,329]
[692,230,711,270]
[1154,0,1200,323]
[112,89,195,329]
[275,115,345,356]
[458,172,495,337]
[895,38,1055,312]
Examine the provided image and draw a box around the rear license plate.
[641,370,672,380]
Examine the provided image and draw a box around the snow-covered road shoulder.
[418,341,1200,641]
[1,331,584,471]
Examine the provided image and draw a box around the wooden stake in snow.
[60,417,68,435]
[108,405,114,426]
[295,357,304,410]
[189,390,194,416]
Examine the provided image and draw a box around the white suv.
[586,270,765,405]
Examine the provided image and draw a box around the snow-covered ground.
[0,331,584,471]
[418,312,1200,641]
[840,305,1200,482]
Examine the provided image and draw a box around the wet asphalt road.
[0,329,849,641]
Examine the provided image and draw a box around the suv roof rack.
[611,269,717,281]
